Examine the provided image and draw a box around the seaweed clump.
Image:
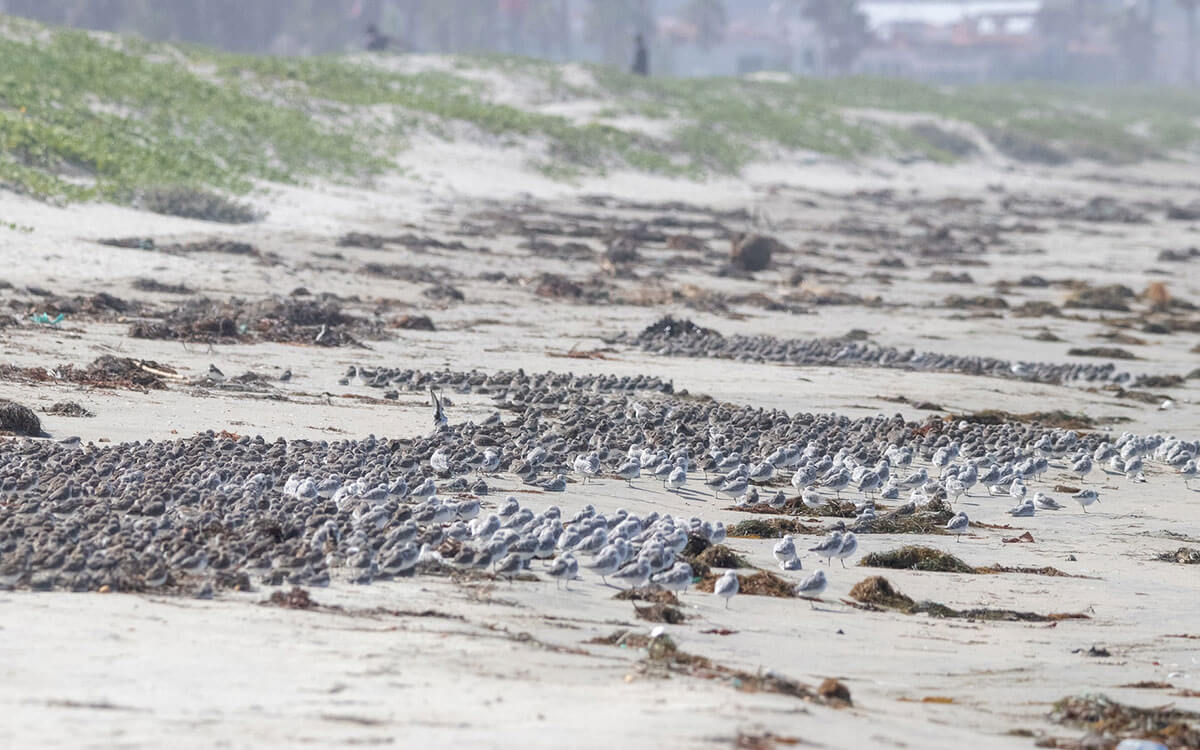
[855,499,954,534]
[633,603,686,624]
[1047,693,1200,749]
[1068,347,1138,360]
[614,589,680,605]
[589,631,825,704]
[691,544,751,569]
[129,295,383,347]
[861,546,1077,577]
[727,517,814,538]
[0,400,42,436]
[695,570,796,598]
[679,541,752,580]
[0,356,175,391]
[1064,283,1136,312]
[848,576,1090,622]
[849,576,917,611]
[859,546,976,574]
[1157,547,1200,565]
[264,586,317,610]
[44,401,95,418]
[635,315,720,341]
[955,409,1097,430]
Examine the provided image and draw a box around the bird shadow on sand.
[806,600,851,614]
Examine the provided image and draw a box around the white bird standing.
[809,531,843,564]
[615,458,641,486]
[945,512,970,541]
[546,554,577,590]
[833,533,857,568]
[611,559,651,590]
[946,478,966,504]
[794,569,827,608]
[651,562,694,593]
[666,465,687,492]
[713,570,739,609]
[773,535,798,567]
[1072,489,1100,513]
[430,388,447,430]
[1179,460,1198,489]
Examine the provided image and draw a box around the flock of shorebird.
[618,318,1160,387]
[541,416,1196,607]
[1,365,1197,613]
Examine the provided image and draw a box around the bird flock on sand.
[2,366,1196,612]
[616,316,1172,387]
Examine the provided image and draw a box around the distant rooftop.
[861,1,1041,29]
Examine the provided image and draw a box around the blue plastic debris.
[1116,741,1168,750]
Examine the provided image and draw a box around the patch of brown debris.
[0,356,178,392]
[589,630,841,706]
[695,571,797,598]
[1041,693,1200,749]
[848,576,1090,622]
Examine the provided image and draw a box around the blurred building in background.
[0,0,1194,86]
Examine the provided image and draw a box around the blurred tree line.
[1,0,364,53]
[5,0,1186,84]
[1,0,373,53]
[0,0,585,58]
[0,0,851,68]
[1037,0,1196,84]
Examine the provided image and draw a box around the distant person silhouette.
[632,33,649,76]
[365,23,391,52]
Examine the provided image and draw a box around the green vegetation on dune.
[590,67,1200,164]
[1,15,1199,207]
[587,68,915,162]
[0,25,383,202]
[211,52,676,174]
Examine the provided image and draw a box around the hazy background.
[2,0,1196,86]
